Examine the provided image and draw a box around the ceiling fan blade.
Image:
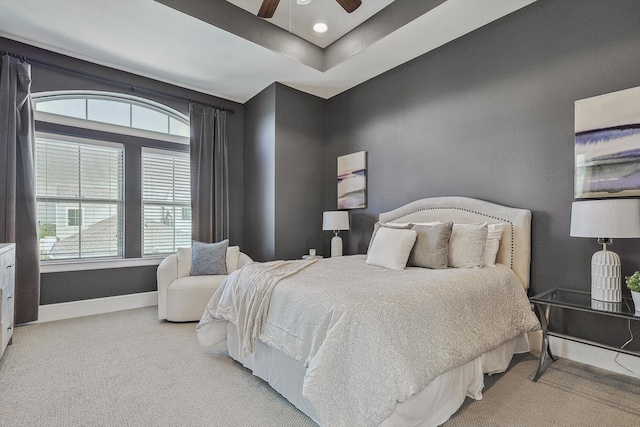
[258,0,280,18]
[336,0,362,13]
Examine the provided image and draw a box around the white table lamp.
[323,211,350,257]
[570,199,640,302]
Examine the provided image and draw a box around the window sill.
[40,257,166,273]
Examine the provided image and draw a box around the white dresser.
[0,243,15,359]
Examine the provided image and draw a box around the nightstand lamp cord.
[614,319,639,378]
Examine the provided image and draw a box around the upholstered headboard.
[379,196,532,289]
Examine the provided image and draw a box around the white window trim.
[35,111,189,145]
[40,257,165,273]
[37,131,125,149]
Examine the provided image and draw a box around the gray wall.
[40,266,158,304]
[244,84,277,262]
[244,83,326,261]
[274,84,326,260]
[325,0,640,348]
[0,37,244,305]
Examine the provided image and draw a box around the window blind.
[36,135,124,260]
[141,147,191,255]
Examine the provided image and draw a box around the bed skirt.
[226,322,530,427]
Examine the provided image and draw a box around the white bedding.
[198,255,539,427]
[226,323,529,427]
[198,258,318,355]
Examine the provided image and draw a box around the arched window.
[33,91,191,263]
[33,90,190,138]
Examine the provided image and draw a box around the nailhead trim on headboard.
[389,206,515,269]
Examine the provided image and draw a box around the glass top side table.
[529,287,639,381]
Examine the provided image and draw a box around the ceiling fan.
[258,0,362,19]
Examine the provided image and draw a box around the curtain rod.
[0,50,235,114]
[0,50,26,62]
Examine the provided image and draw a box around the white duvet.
[197,255,539,427]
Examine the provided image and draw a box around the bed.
[197,196,540,427]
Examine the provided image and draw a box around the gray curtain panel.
[0,55,40,324]
[189,104,229,243]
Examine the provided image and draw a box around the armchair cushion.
[166,275,228,322]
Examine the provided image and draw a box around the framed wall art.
[575,85,640,198]
[337,151,366,209]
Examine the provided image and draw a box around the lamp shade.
[570,199,640,238]
[323,211,349,231]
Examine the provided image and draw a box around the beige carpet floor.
[0,306,638,427]
[445,350,640,426]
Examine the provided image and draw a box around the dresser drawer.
[1,279,15,323]
[1,302,14,356]
[0,317,13,357]
[0,248,15,285]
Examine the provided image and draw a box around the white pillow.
[483,223,504,267]
[366,227,417,271]
[367,222,413,253]
[448,223,488,268]
[176,245,241,277]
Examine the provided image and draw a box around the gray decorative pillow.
[367,222,413,254]
[448,223,488,268]
[407,222,453,269]
[191,240,229,276]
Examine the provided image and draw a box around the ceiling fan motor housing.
[258,0,361,19]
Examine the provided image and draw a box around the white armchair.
[157,246,252,322]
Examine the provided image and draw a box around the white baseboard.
[528,331,640,379]
[36,291,158,323]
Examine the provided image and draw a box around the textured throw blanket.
[198,255,539,427]
[197,259,318,355]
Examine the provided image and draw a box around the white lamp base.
[591,249,621,302]
[331,235,343,257]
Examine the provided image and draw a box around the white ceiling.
[0,0,536,104]
[227,0,395,48]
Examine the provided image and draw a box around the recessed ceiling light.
[313,23,328,34]
[297,0,312,5]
